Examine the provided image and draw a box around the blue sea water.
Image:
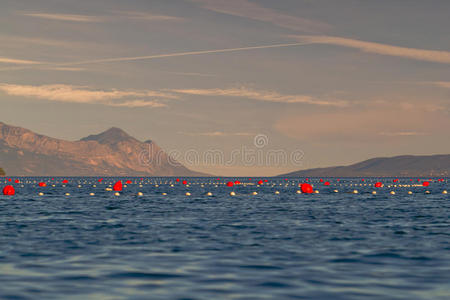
[0,177,449,300]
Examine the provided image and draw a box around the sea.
[0,177,449,300]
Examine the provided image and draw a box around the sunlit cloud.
[0,57,41,65]
[107,100,168,108]
[293,35,450,64]
[20,11,182,23]
[21,13,104,22]
[379,131,426,137]
[428,81,450,89]
[115,11,183,22]
[172,87,348,107]
[180,131,252,137]
[275,102,449,142]
[191,0,331,33]
[0,83,174,108]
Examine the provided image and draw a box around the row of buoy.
[5,189,447,197]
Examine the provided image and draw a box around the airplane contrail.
[0,42,312,71]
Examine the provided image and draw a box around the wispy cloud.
[428,81,450,88]
[180,131,252,137]
[0,57,41,65]
[191,0,330,33]
[293,35,450,64]
[21,13,103,22]
[107,100,168,108]
[172,87,348,107]
[379,131,426,137]
[114,11,183,22]
[20,11,182,23]
[275,101,449,142]
[0,83,174,108]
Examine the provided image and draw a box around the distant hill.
[0,122,208,177]
[279,155,450,177]
[0,167,4,176]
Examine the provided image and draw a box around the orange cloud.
[293,35,450,64]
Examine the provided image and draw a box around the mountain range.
[0,122,206,176]
[279,154,450,177]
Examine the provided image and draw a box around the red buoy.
[98,178,103,183]
[226,181,234,187]
[176,178,180,182]
[2,185,15,195]
[300,183,314,194]
[257,180,263,185]
[234,180,241,185]
[14,179,20,184]
[422,181,430,187]
[182,180,188,185]
[113,181,123,191]
[126,180,132,184]
[62,179,69,184]
[324,181,330,186]
[38,182,47,187]
[374,182,383,188]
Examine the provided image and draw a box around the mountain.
[279,155,450,177]
[0,122,208,177]
[0,167,4,176]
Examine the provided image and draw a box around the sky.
[0,0,449,176]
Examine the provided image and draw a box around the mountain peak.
[80,127,137,144]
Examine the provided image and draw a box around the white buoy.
[185,192,191,196]
[390,191,396,195]
[230,192,236,196]
[408,191,413,195]
[138,192,143,196]
[114,192,120,196]
[425,191,431,194]
[443,190,448,194]
[89,193,95,196]
[105,188,112,191]
[38,192,44,196]
[372,191,377,194]
[65,193,70,196]
[353,190,358,194]
[275,191,280,194]
[206,192,213,196]
[162,193,167,195]
[333,189,339,193]
[296,190,302,194]
[314,190,319,194]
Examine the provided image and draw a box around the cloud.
[172,87,348,107]
[275,102,449,142]
[428,81,450,89]
[191,0,330,33]
[379,131,426,137]
[0,83,174,108]
[0,57,41,65]
[181,131,252,137]
[107,100,168,108]
[114,11,183,22]
[20,11,182,23]
[21,13,103,22]
[293,35,450,64]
